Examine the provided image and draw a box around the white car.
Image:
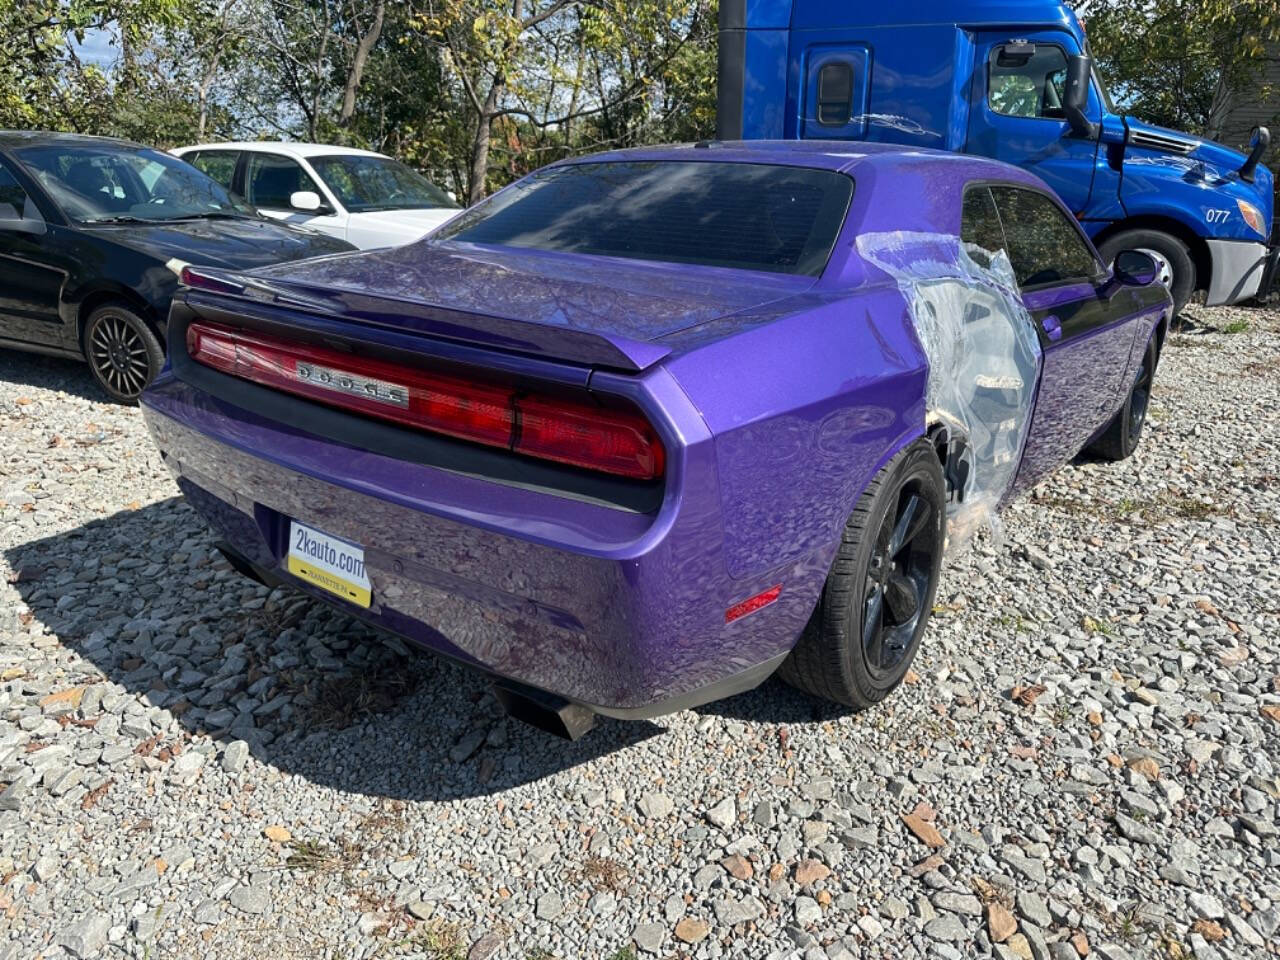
[170,142,460,249]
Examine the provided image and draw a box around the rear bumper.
[140,376,823,717]
[1205,239,1270,306]
[1260,243,1280,300]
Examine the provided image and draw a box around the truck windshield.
[1084,40,1117,114]
[436,160,854,277]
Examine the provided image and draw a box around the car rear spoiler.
[177,266,672,373]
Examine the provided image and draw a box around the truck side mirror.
[1063,55,1098,140]
[1240,126,1271,183]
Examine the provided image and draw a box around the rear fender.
[663,286,928,583]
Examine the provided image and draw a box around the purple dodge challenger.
[140,142,1172,737]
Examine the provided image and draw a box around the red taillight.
[185,322,664,480]
[517,395,664,480]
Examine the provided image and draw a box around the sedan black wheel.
[779,438,946,709]
[1089,335,1158,462]
[83,303,165,403]
[862,483,938,680]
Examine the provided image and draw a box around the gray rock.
[132,905,170,942]
[857,915,884,939]
[924,914,968,941]
[535,891,564,921]
[32,854,59,881]
[1114,813,1159,845]
[932,892,982,916]
[193,899,223,925]
[0,779,28,812]
[633,922,665,954]
[221,739,249,774]
[1238,813,1277,838]
[57,914,110,958]
[1223,912,1264,948]
[1023,545,1055,570]
[714,896,765,926]
[525,842,557,868]
[1188,892,1223,919]
[449,728,485,763]
[637,792,673,819]
[1249,906,1278,939]
[588,891,617,917]
[229,884,269,915]
[99,744,132,766]
[1016,891,1051,928]
[169,751,205,784]
[794,896,822,926]
[405,901,433,921]
[706,796,737,830]
[880,897,909,920]
[753,800,776,828]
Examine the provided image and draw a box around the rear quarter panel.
[661,285,928,581]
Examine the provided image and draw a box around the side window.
[0,162,43,224]
[244,153,321,210]
[960,186,1008,269]
[187,151,239,190]
[989,44,1069,119]
[817,62,854,126]
[989,186,1101,288]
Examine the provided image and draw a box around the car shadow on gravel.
[5,498,661,802]
[695,678,853,727]
[0,350,110,404]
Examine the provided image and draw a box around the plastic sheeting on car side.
[856,231,1043,557]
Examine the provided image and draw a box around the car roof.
[173,141,389,161]
[0,130,144,150]
[561,140,1046,188]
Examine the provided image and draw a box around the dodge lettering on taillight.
[296,361,410,408]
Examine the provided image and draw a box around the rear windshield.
[436,160,854,276]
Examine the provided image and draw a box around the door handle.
[1041,314,1063,342]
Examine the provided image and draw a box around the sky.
[71,26,118,69]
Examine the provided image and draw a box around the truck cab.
[717,0,1277,311]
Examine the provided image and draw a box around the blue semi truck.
[716,0,1278,312]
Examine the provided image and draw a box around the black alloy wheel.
[1089,336,1159,462]
[1127,343,1154,440]
[778,439,947,709]
[83,303,165,403]
[862,481,938,679]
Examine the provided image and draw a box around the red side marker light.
[725,585,782,624]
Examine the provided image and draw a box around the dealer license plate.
[286,521,371,608]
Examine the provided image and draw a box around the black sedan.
[0,131,355,402]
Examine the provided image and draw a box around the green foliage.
[1,0,720,195]
[1082,0,1280,144]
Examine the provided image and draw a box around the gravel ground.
[1,302,1278,960]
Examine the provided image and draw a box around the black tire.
[1096,229,1195,315]
[1089,335,1158,462]
[778,439,946,709]
[82,302,165,404]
